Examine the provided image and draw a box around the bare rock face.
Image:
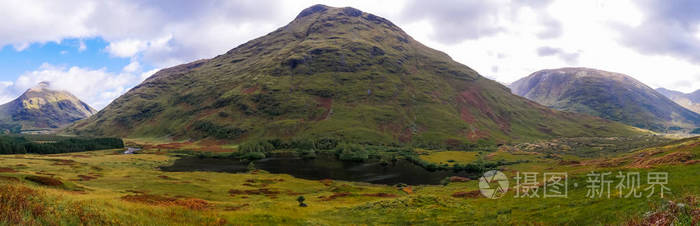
[0,82,97,132]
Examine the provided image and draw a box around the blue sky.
[0,0,698,110]
[0,38,136,81]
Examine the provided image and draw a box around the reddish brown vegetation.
[457,89,510,133]
[459,107,475,123]
[174,198,211,210]
[224,204,250,211]
[629,151,695,168]
[583,147,697,169]
[685,160,700,165]
[362,193,398,198]
[286,191,303,195]
[243,178,284,187]
[228,188,280,197]
[125,190,148,194]
[51,159,78,166]
[452,190,481,198]
[0,183,107,224]
[242,85,259,94]
[158,175,176,180]
[0,176,19,182]
[0,167,17,173]
[320,179,333,186]
[558,160,581,165]
[75,175,98,181]
[319,192,351,201]
[449,176,471,182]
[121,194,211,210]
[142,140,233,153]
[35,171,56,176]
[0,184,46,224]
[315,97,333,120]
[378,123,414,143]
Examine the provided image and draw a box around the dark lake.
[160,154,479,185]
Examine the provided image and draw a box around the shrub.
[440,177,451,186]
[336,143,368,162]
[315,138,339,150]
[217,112,229,118]
[297,196,307,207]
[291,138,316,150]
[300,150,317,159]
[192,121,246,139]
[238,140,275,153]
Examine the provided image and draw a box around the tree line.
[0,136,124,154]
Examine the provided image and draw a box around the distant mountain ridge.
[0,82,97,133]
[656,88,700,114]
[510,68,700,132]
[67,5,641,145]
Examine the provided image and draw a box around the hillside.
[510,68,700,132]
[657,88,700,114]
[0,82,96,133]
[66,5,641,146]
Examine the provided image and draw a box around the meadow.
[0,135,698,225]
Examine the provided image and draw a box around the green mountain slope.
[66,5,641,146]
[510,68,700,132]
[0,82,97,132]
[656,88,700,114]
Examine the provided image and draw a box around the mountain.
[66,5,641,146]
[656,88,700,114]
[0,82,97,133]
[510,68,700,132]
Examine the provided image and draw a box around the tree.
[297,196,307,207]
[247,161,256,171]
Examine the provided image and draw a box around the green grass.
[419,151,480,166]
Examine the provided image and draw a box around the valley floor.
[0,136,699,225]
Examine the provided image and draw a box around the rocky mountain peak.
[0,82,97,132]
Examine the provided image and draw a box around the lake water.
[160,154,479,185]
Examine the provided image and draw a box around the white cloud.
[12,43,30,51]
[0,82,16,105]
[104,39,148,58]
[122,60,140,73]
[78,40,87,52]
[394,0,700,93]
[0,0,94,49]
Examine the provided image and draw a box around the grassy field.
[419,150,481,166]
[0,136,698,225]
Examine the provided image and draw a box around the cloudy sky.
[1,0,699,109]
